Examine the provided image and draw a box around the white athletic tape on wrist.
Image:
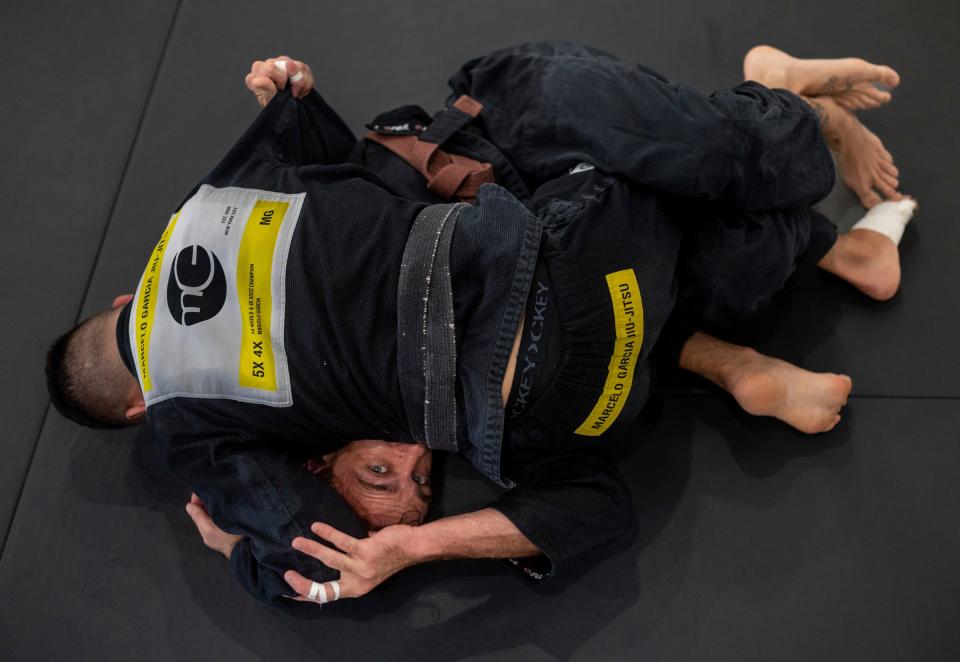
[308,581,328,604]
[851,199,917,246]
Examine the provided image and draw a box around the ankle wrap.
[851,199,917,246]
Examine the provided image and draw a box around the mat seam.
[0,0,184,563]
[653,390,960,400]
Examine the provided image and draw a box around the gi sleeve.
[487,450,635,582]
[160,427,367,608]
[272,88,358,166]
[205,87,358,179]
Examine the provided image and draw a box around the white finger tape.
[289,71,304,83]
[308,581,328,604]
[274,60,288,71]
[331,580,341,601]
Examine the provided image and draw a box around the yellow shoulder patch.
[574,268,644,436]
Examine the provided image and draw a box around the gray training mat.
[0,0,179,551]
[2,398,958,661]
[3,1,960,660]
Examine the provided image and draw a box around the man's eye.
[369,465,387,475]
[413,474,428,486]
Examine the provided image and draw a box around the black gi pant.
[450,41,840,442]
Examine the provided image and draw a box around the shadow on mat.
[64,365,853,660]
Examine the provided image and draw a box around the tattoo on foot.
[821,75,854,94]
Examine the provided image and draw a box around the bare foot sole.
[811,96,901,208]
[744,45,900,111]
[726,352,853,434]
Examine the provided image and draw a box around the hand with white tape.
[282,522,420,605]
[283,509,540,605]
[244,55,315,107]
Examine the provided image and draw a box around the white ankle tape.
[851,199,917,246]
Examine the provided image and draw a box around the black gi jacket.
[117,86,633,606]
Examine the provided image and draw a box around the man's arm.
[241,55,357,167]
[283,450,633,603]
[485,450,636,581]
[282,507,538,603]
[195,54,355,188]
[185,492,242,558]
[412,508,540,560]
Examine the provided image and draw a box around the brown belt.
[364,95,495,202]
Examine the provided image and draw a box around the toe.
[874,175,897,198]
[877,65,901,88]
[836,94,866,111]
[860,189,883,208]
[854,83,887,102]
[822,414,841,433]
[841,374,853,390]
[835,95,856,111]
[849,90,880,110]
[877,170,900,189]
[898,197,918,213]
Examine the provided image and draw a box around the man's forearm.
[409,508,540,562]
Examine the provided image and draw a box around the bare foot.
[744,45,900,111]
[726,351,853,434]
[818,198,917,300]
[819,230,901,300]
[678,334,853,434]
[809,95,901,208]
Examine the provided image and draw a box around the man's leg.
[669,200,913,431]
[674,205,839,327]
[676,190,917,320]
[744,48,903,209]
[678,332,852,434]
[743,45,900,111]
[449,41,836,211]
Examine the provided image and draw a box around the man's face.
[316,440,432,530]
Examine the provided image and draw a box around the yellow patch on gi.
[134,212,181,392]
[575,268,644,436]
[236,199,289,390]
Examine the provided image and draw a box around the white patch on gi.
[129,184,304,408]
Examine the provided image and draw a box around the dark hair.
[45,313,132,429]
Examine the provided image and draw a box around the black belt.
[397,203,467,452]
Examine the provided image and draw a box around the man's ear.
[112,293,134,308]
[125,393,146,422]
